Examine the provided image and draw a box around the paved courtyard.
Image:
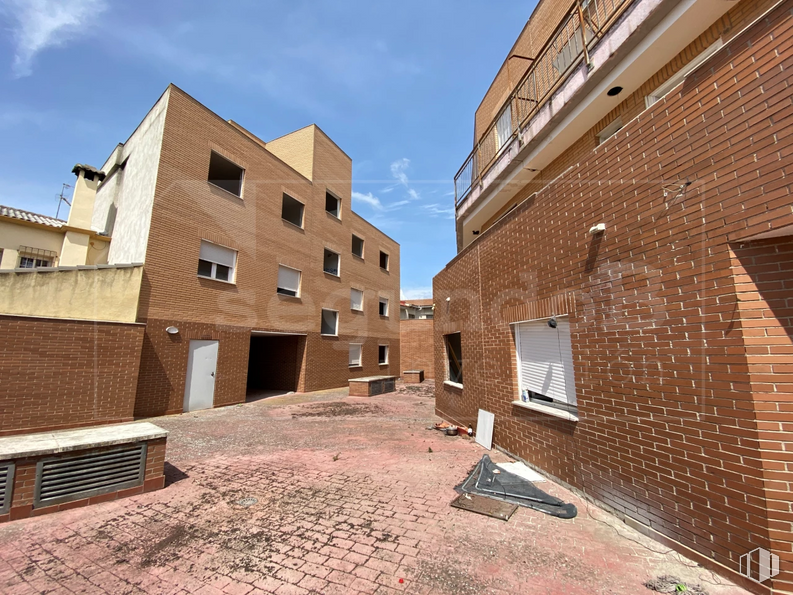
[0,382,750,595]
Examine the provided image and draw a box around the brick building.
[435,0,793,592]
[1,85,400,429]
[400,299,435,379]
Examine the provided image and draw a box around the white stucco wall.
[94,88,170,265]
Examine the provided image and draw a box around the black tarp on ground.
[456,455,577,519]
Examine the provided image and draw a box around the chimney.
[67,164,105,230]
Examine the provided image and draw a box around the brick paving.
[0,381,750,594]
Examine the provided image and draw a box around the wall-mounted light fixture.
[165,326,179,335]
[548,317,557,329]
[589,223,606,235]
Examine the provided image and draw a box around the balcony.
[452,0,739,249]
[455,0,634,212]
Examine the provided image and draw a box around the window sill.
[324,271,341,278]
[197,274,236,286]
[320,334,338,338]
[207,181,243,200]
[511,400,579,422]
[379,363,389,366]
[326,212,342,221]
[281,218,305,231]
[277,293,301,302]
[352,254,364,261]
[349,364,362,369]
[351,308,364,313]
[443,381,463,390]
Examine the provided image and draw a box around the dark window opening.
[323,249,340,276]
[445,332,463,384]
[325,192,340,217]
[379,298,389,317]
[208,151,244,197]
[197,259,213,277]
[321,309,338,336]
[282,194,304,227]
[352,235,364,258]
[378,345,388,365]
[379,251,389,270]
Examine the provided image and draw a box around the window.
[445,333,463,385]
[350,288,364,311]
[597,117,623,145]
[321,309,338,336]
[19,256,51,269]
[349,343,362,367]
[282,193,304,228]
[495,104,512,151]
[323,249,340,276]
[352,235,364,258]
[379,251,389,271]
[277,265,301,297]
[207,151,244,197]
[514,317,577,413]
[325,191,340,218]
[378,345,389,365]
[198,240,237,283]
[379,298,389,317]
[646,39,723,108]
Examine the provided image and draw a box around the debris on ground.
[450,492,518,520]
[456,455,577,519]
[645,576,708,594]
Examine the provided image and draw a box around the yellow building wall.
[265,125,316,180]
[0,220,64,269]
[0,265,143,323]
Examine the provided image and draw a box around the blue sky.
[0,0,532,299]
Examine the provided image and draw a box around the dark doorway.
[246,335,304,400]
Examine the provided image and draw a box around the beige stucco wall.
[0,265,143,322]
[0,220,64,269]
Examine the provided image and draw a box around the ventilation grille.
[35,444,147,508]
[0,462,14,514]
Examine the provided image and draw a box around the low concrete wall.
[0,264,142,323]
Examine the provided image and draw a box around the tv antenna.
[55,183,72,220]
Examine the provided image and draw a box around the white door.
[184,340,218,412]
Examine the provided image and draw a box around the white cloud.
[2,0,107,77]
[422,203,455,219]
[352,191,383,211]
[390,158,410,187]
[401,287,432,300]
[389,158,421,201]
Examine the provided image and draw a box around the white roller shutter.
[277,265,301,295]
[351,288,363,311]
[200,241,236,267]
[515,318,577,406]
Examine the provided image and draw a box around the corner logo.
[739,548,779,584]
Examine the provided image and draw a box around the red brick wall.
[0,315,144,436]
[435,5,793,591]
[135,319,250,417]
[400,319,435,378]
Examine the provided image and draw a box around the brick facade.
[435,4,793,592]
[476,0,779,235]
[0,315,144,436]
[130,88,400,416]
[400,319,435,379]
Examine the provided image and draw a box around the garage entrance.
[246,333,305,400]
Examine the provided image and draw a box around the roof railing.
[454,0,633,208]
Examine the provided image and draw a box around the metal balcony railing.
[454,0,634,208]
